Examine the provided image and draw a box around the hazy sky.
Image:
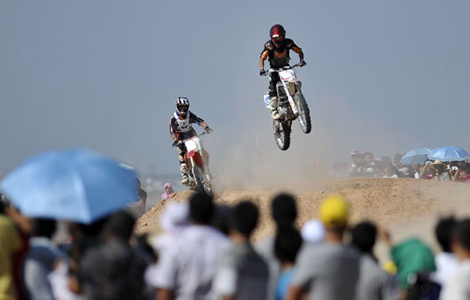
[1,1,469,178]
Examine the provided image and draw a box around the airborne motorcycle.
[263,63,312,150]
[179,131,213,195]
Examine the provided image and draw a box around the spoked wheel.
[296,92,312,134]
[273,120,291,151]
[192,165,213,196]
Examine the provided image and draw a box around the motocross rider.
[259,24,306,120]
[169,97,213,185]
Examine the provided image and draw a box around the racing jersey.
[169,111,208,143]
[260,39,302,68]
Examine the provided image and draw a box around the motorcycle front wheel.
[296,92,312,134]
[273,120,291,151]
[192,165,213,196]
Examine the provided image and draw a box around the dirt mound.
[135,177,470,262]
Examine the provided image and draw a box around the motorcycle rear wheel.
[273,120,291,151]
[192,165,213,196]
[296,92,312,134]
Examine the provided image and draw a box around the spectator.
[146,202,189,291]
[440,218,470,299]
[349,149,365,177]
[155,192,230,300]
[431,216,458,286]
[394,153,403,170]
[255,193,298,300]
[213,201,269,300]
[21,218,65,300]
[77,210,152,300]
[275,225,303,300]
[420,160,450,181]
[382,164,399,179]
[287,194,360,300]
[382,233,436,297]
[211,204,232,236]
[451,162,470,183]
[0,211,23,300]
[161,183,175,200]
[350,221,398,300]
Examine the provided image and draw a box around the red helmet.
[270,24,286,47]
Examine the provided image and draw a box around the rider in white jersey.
[169,97,212,185]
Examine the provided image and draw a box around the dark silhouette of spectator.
[77,210,152,300]
[350,221,398,300]
[274,224,303,300]
[213,201,269,300]
[255,193,298,300]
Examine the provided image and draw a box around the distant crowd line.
[330,149,470,182]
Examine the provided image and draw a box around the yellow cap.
[383,261,397,275]
[319,194,349,228]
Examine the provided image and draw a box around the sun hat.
[319,194,350,228]
[301,219,325,243]
[431,160,446,166]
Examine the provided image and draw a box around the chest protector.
[173,112,192,133]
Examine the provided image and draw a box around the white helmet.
[176,97,190,116]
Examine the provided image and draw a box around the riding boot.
[180,164,189,185]
[269,96,280,120]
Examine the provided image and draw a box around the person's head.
[102,210,136,241]
[435,215,457,253]
[271,193,297,229]
[164,183,174,193]
[211,204,232,236]
[364,152,374,164]
[350,221,377,254]
[160,202,189,232]
[229,201,259,238]
[275,227,303,264]
[176,97,190,117]
[452,218,470,261]
[31,218,57,239]
[189,191,214,225]
[394,153,403,166]
[431,160,447,174]
[319,194,350,231]
[270,24,286,48]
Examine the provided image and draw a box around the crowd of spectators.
[330,149,470,182]
[2,189,470,300]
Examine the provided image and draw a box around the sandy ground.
[135,177,470,264]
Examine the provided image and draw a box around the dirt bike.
[180,131,213,195]
[263,63,312,150]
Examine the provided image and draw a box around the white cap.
[301,219,325,243]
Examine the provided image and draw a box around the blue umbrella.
[400,148,432,165]
[428,146,470,162]
[0,148,137,224]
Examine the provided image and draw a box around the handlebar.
[172,130,212,147]
[262,63,305,76]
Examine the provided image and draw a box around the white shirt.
[432,252,458,286]
[154,225,230,300]
[440,260,470,300]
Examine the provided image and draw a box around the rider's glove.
[259,69,266,76]
[299,60,307,67]
[205,126,213,134]
[172,140,182,147]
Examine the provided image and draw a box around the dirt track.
[136,177,470,263]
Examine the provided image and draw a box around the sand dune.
[136,177,470,263]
